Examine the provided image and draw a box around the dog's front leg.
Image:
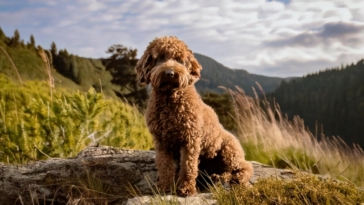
[155,149,176,193]
[177,140,201,196]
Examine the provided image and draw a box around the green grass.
[0,43,84,92]
[0,41,118,99]
[210,172,364,205]
[0,74,153,163]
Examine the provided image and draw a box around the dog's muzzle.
[165,69,175,77]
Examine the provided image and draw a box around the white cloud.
[1,0,364,77]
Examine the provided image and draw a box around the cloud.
[319,22,364,38]
[1,0,364,77]
[264,22,364,48]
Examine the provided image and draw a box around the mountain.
[269,60,364,147]
[194,53,295,96]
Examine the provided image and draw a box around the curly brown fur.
[136,36,253,197]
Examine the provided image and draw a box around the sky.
[1,0,364,77]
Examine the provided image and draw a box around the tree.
[103,44,147,108]
[27,34,36,49]
[51,47,77,82]
[58,49,69,57]
[7,29,21,47]
[50,41,58,56]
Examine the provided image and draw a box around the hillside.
[0,42,119,100]
[194,53,295,95]
[270,60,364,147]
[0,28,293,100]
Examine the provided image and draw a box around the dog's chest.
[147,92,202,143]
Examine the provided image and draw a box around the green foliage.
[0,43,84,95]
[0,75,153,163]
[103,44,148,108]
[271,59,364,147]
[51,48,117,97]
[0,30,118,99]
[202,91,236,132]
[6,29,21,47]
[27,34,36,50]
[210,173,364,205]
[50,41,57,55]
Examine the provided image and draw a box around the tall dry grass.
[228,86,364,186]
[0,45,23,85]
[38,48,54,99]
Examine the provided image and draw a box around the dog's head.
[135,36,202,91]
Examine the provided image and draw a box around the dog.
[135,36,253,196]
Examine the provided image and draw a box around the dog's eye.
[176,58,184,64]
[158,54,165,61]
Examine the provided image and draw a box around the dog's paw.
[177,183,196,197]
[156,181,171,194]
[210,173,222,182]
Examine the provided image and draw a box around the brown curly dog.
[135,36,253,197]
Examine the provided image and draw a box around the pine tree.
[8,29,21,47]
[104,44,147,108]
[59,49,69,56]
[28,34,36,49]
[50,41,57,55]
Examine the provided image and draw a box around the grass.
[0,41,118,99]
[210,172,364,205]
[227,86,364,187]
[0,74,153,163]
[0,43,85,92]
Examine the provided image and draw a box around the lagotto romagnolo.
[135,36,253,196]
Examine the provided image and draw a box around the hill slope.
[270,60,364,147]
[0,41,119,99]
[194,53,294,95]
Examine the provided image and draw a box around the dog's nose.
[165,70,174,77]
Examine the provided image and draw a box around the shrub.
[0,74,153,163]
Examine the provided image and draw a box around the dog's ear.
[135,53,156,86]
[187,52,202,84]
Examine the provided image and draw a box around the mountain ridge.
[194,53,296,96]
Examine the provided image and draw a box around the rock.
[0,146,297,205]
[124,193,216,205]
[0,146,157,205]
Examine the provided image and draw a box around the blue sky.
[1,0,364,77]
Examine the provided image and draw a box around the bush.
[0,74,153,163]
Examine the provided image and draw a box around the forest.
[270,61,364,147]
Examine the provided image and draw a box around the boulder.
[0,146,295,205]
